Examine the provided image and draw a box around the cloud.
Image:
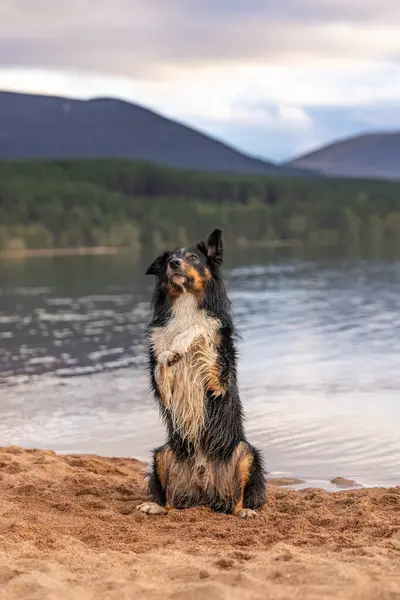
[1,0,400,76]
[1,0,400,160]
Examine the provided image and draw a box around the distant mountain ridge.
[0,90,310,177]
[285,132,400,181]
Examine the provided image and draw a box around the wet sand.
[0,446,399,599]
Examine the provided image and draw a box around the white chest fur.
[150,293,221,442]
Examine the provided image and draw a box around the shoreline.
[1,445,399,599]
[0,238,312,260]
[0,245,129,260]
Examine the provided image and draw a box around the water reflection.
[0,251,399,487]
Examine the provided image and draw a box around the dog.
[136,229,266,518]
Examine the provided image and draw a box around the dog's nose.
[169,258,182,270]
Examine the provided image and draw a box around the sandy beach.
[0,445,399,599]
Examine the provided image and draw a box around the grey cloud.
[1,0,400,77]
[186,0,400,23]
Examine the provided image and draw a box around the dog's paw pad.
[167,353,181,366]
[136,502,167,515]
[238,508,258,519]
[158,351,179,367]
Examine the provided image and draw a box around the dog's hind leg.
[136,445,172,515]
[240,445,266,518]
[233,445,266,519]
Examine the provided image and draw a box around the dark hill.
[285,132,400,181]
[0,90,309,176]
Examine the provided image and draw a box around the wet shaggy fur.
[137,229,266,518]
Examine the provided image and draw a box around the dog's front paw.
[238,508,258,519]
[136,502,167,515]
[158,350,181,367]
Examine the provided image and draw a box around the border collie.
[136,229,266,518]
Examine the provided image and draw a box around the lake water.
[1,249,399,489]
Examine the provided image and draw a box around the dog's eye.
[188,254,198,262]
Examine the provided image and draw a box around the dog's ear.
[145,251,169,276]
[205,229,223,265]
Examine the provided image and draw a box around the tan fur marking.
[155,448,174,488]
[205,363,226,397]
[233,452,253,515]
[166,282,182,300]
[181,263,207,293]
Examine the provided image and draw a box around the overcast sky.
[1,0,400,161]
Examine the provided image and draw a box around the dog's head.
[145,229,223,297]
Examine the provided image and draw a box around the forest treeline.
[1,159,400,252]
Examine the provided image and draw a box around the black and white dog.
[136,229,266,518]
